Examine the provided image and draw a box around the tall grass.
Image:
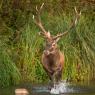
[0,40,21,87]
[60,14,95,81]
[15,21,49,83]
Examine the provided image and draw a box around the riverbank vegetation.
[0,0,95,87]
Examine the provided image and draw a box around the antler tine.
[36,3,44,21]
[36,6,38,12]
[33,3,48,36]
[74,6,81,16]
[74,6,81,26]
[40,3,44,10]
[53,7,81,40]
[53,31,68,40]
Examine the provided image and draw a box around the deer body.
[33,3,81,85]
[42,48,64,82]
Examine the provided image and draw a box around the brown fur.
[42,46,64,83]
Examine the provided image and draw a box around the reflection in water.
[15,88,29,95]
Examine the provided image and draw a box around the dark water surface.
[0,81,95,95]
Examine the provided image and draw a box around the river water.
[0,81,95,95]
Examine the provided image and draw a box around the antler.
[33,3,51,38]
[53,7,81,40]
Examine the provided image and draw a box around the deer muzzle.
[43,50,50,55]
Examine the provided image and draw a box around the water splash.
[50,80,74,94]
[31,81,95,95]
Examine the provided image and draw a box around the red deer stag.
[33,3,81,85]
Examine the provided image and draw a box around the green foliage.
[0,44,21,87]
[61,15,95,81]
[16,23,49,82]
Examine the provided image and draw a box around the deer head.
[33,3,81,56]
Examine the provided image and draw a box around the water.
[0,81,95,95]
[50,82,72,94]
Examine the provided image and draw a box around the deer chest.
[47,55,58,67]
